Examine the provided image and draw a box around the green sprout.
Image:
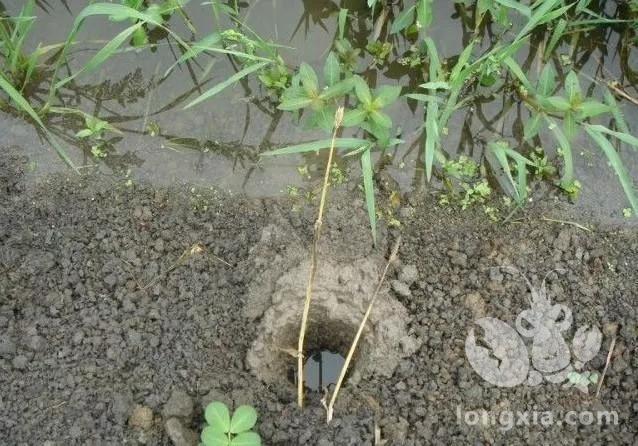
[366,41,392,66]
[200,401,261,446]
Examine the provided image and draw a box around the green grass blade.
[545,116,573,184]
[488,141,520,202]
[0,73,45,127]
[516,0,570,42]
[585,126,638,215]
[603,89,629,134]
[424,98,439,181]
[0,73,77,170]
[423,37,440,80]
[495,0,531,17]
[390,5,416,34]
[56,22,143,89]
[183,61,269,109]
[503,57,533,91]
[448,39,474,89]
[338,8,348,40]
[588,125,638,150]
[9,1,36,72]
[49,2,194,100]
[544,18,567,60]
[405,93,442,103]
[261,138,370,156]
[361,148,377,245]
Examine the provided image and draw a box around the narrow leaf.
[299,62,318,96]
[56,22,143,89]
[278,86,313,111]
[524,112,542,140]
[184,62,268,109]
[537,63,557,96]
[323,52,340,87]
[338,8,348,40]
[342,108,368,127]
[390,5,415,34]
[545,116,573,183]
[361,148,377,245]
[424,98,439,181]
[577,101,610,119]
[585,126,638,215]
[374,85,402,107]
[370,110,392,128]
[588,125,638,150]
[419,81,449,90]
[354,76,372,105]
[320,77,355,100]
[0,74,76,170]
[262,138,370,156]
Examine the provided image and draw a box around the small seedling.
[366,41,392,65]
[567,371,599,393]
[76,115,119,141]
[200,401,261,446]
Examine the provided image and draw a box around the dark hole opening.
[287,350,346,392]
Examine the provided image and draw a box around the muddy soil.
[0,149,636,445]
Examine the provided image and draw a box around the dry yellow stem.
[297,106,344,408]
[326,237,401,422]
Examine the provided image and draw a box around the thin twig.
[606,80,638,106]
[297,106,344,408]
[595,336,616,398]
[541,216,591,232]
[501,204,522,225]
[326,236,402,423]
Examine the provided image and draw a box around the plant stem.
[326,236,401,423]
[297,106,344,408]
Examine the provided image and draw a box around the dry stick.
[541,216,591,232]
[606,81,638,106]
[595,336,616,398]
[297,106,345,408]
[326,236,402,423]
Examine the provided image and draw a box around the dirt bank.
[1,150,636,445]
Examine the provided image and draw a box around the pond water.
[1,0,637,221]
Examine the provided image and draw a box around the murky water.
[287,350,346,392]
[1,0,637,220]
[305,350,346,392]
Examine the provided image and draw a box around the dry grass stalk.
[326,236,402,423]
[297,106,345,408]
[595,335,616,398]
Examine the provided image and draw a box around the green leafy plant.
[0,0,60,90]
[277,57,355,130]
[505,56,637,212]
[366,41,392,66]
[200,402,261,446]
[258,56,290,96]
[487,140,533,205]
[343,77,401,145]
